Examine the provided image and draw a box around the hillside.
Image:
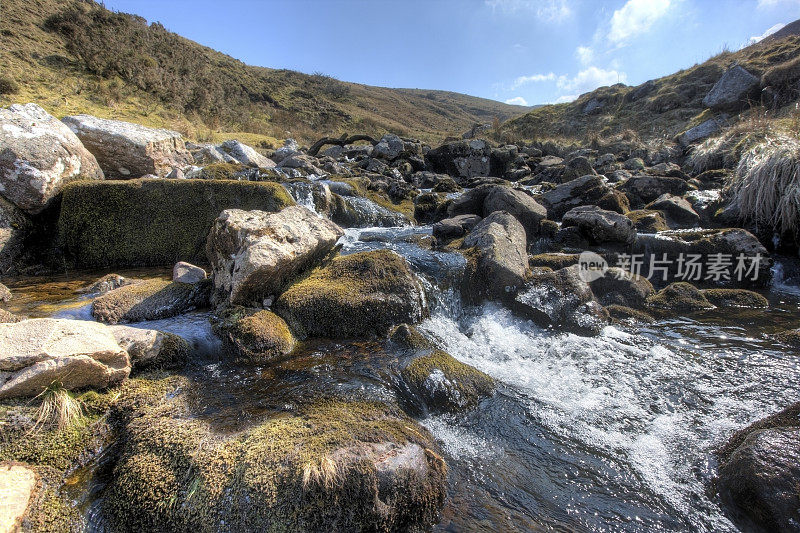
[504,28,800,144]
[0,0,529,146]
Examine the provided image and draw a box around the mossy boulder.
[213,307,295,364]
[590,267,655,308]
[57,179,294,268]
[646,282,715,314]
[772,328,800,348]
[103,379,447,532]
[92,279,211,324]
[388,324,434,351]
[701,288,768,308]
[413,192,450,224]
[605,304,655,324]
[274,250,427,339]
[626,209,669,233]
[528,253,580,271]
[109,325,191,370]
[401,350,494,414]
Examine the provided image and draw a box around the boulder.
[619,175,691,207]
[538,174,613,219]
[700,288,768,308]
[646,282,715,313]
[0,103,103,214]
[109,325,190,370]
[83,273,133,295]
[717,402,800,532]
[401,350,494,414]
[187,143,238,165]
[0,282,11,302]
[0,310,24,324]
[219,140,276,169]
[61,114,192,178]
[213,308,295,364]
[703,65,760,111]
[425,139,492,180]
[562,205,636,245]
[483,186,547,240]
[103,379,446,533]
[413,192,450,224]
[0,197,31,273]
[271,138,299,163]
[278,154,324,175]
[626,209,669,233]
[567,300,610,336]
[432,214,482,240]
[58,179,294,268]
[561,156,596,182]
[92,279,211,324]
[172,262,206,284]
[513,265,594,328]
[645,194,700,228]
[677,116,728,147]
[329,194,410,228]
[274,250,427,339]
[461,211,527,301]
[0,318,130,399]
[590,267,655,308]
[447,184,497,217]
[372,134,405,160]
[206,206,343,306]
[0,463,36,533]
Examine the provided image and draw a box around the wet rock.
[567,300,610,335]
[433,214,482,240]
[0,282,10,303]
[645,194,700,228]
[590,268,655,308]
[413,192,450,224]
[483,186,547,240]
[619,175,691,207]
[92,279,211,324]
[213,308,295,364]
[103,381,447,533]
[678,116,728,147]
[172,262,206,284]
[513,265,594,328]
[626,209,669,233]
[703,65,760,111]
[0,463,36,532]
[62,114,192,178]
[401,350,495,414]
[717,402,800,532]
[561,156,596,182]
[219,140,276,169]
[329,194,410,228]
[271,138,300,163]
[0,103,103,214]
[774,328,800,348]
[388,323,434,351]
[605,304,655,324]
[562,205,636,245]
[110,325,190,370]
[84,274,133,295]
[275,250,427,339]
[700,288,768,308]
[461,211,527,301]
[0,318,130,398]
[206,206,343,306]
[538,175,613,219]
[425,139,492,180]
[646,282,715,313]
[0,197,31,273]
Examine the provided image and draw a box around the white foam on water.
[421,414,499,461]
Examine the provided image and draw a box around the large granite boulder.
[0,103,103,214]
[538,174,617,219]
[61,114,193,178]
[0,463,36,533]
[425,139,492,180]
[206,206,344,306]
[274,250,427,339]
[109,325,190,370]
[513,265,594,328]
[562,205,636,245]
[92,279,211,324]
[619,175,691,207]
[703,65,760,111]
[461,211,527,301]
[483,186,547,240]
[0,318,130,399]
[219,140,276,169]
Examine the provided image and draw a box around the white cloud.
[485,0,572,22]
[553,94,578,103]
[556,66,627,93]
[757,0,800,8]
[511,72,556,89]
[608,0,672,44]
[749,22,786,43]
[505,96,529,106]
[575,46,594,66]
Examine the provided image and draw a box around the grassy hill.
[504,31,800,145]
[0,0,529,147]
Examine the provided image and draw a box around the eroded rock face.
[0,103,103,214]
[461,211,528,301]
[61,114,193,178]
[0,318,130,399]
[717,402,800,532]
[206,206,344,306]
[274,250,427,339]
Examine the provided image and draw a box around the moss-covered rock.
[388,324,433,351]
[191,162,246,180]
[110,325,191,370]
[646,282,715,313]
[626,209,669,233]
[528,253,580,270]
[213,307,295,364]
[401,350,494,414]
[701,288,768,308]
[413,192,450,224]
[103,380,447,533]
[590,267,655,308]
[772,328,800,348]
[57,179,295,268]
[274,250,427,339]
[92,279,211,324]
[605,304,655,324]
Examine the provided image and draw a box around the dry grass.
[302,455,340,490]
[29,382,86,433]
[725,134,800,234]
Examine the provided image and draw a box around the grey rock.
[703,65,759,110]
[220,140,276,169]
[562,205,636,245]
[172,261,206,284]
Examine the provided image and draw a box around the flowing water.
[4,224,800,532]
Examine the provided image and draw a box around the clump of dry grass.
[29,382,86,433]
[302,455,340,490]
[725,134,800,234]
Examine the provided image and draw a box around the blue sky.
[102,0,800,106]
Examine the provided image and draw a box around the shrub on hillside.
[0,75,19,94]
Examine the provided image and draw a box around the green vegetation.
[214,307,295,364]
[57,179,294,268]
[31,382,86,433]
[700,288,768,308]
[0,0,527,145]
[646,282,715,313]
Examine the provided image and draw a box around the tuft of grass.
[30,382,86,433]
[725,134,800,235]
[0,75,19,95]
[302,455,340,490]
